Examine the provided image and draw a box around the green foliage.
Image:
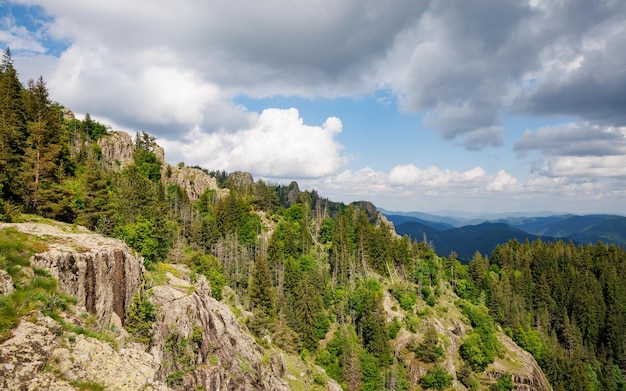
[360,351,383,391]
[116,216,161,268]
[458,300,500,371]
[69,380,105,391]
[512,327,549,363]
[473,239,626,390]
[125,292,156,343]
[250,256,275,318]
[415,324,444,363]
[163,328,202,386]
[0,187,21,222]
[189,252,227,301]
[315,325,362,388]
[457,362,480,391]
[490,372,513,391]
[134,132,161,183]
[318,218,334,244]
[460,332,493,371]
[389,284,417,311]
[388,318,402,339]
[421,364,453,390]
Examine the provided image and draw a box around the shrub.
[421,364,453,390]
[125,293,156,343]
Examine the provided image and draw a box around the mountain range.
[381,210,626,262]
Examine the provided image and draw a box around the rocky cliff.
[98,130,135,171]
[148,265,290,390]
[164,165,228,201]
[15,223,144,329]
[97,131,227,202]
[0,221,334,391]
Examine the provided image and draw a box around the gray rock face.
[150,269,289,391]
[165,166,228,201]
[228,171,254,189]
[8,222,143,328]
[0,269,14,295]
[0,313,170,391]
[98,131,135,171]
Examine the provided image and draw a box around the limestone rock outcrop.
[0,222,294,391]
[0,312,170,391]
[7,222,143,328]
[97,130,135,171]
[488,334,553,391]
[165,165,228,201]
[150,267,289,390]
[228,171,254,189]
[0,269,14,295]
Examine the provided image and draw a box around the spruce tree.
[0,48,27,203]
[20,77,67,215]
[250,256,276,319]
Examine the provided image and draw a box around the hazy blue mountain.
[546,215,626,247]
[378,209,469,227]
[385,210,626,261]
[570,217,626,247]
[395,221,561,262]
[533,215,622,236]
[385,214,455,231]
[494,215,573,234]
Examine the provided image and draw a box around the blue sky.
[2,0,626,215]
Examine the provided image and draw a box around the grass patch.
[150,262,181,286]
[0,227,100,342]
[56,318,118,350]
[69,380,105,391]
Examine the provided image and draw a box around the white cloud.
[535,156,626,178]
[304,164,623,213]
[160,108,346,178]
[486,170,517,191]
[0,13,47,55]
[388,164,489,190]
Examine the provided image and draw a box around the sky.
[2,0,626,215]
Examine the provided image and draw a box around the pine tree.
[0,48,27,203]
[20,77,67,216]
[250,256,276,319]
[293,274,322,351]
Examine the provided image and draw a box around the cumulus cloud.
[303,163,622,213]
[160,108,346,178]
[388,164,517,193]
[514,122,626,179]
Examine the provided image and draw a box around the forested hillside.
[2,48,626,390]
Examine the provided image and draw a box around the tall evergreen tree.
[20,77,67,216]
[250,256,276,319]
[0,48,27,203]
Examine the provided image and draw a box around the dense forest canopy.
[2,48,626,390]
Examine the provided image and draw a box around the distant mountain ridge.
[383,211,626,262]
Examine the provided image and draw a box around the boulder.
[0,269,14,295]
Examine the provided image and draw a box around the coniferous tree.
[20,77,68,217]
[249,256,276,320]
[0,48,27,203]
